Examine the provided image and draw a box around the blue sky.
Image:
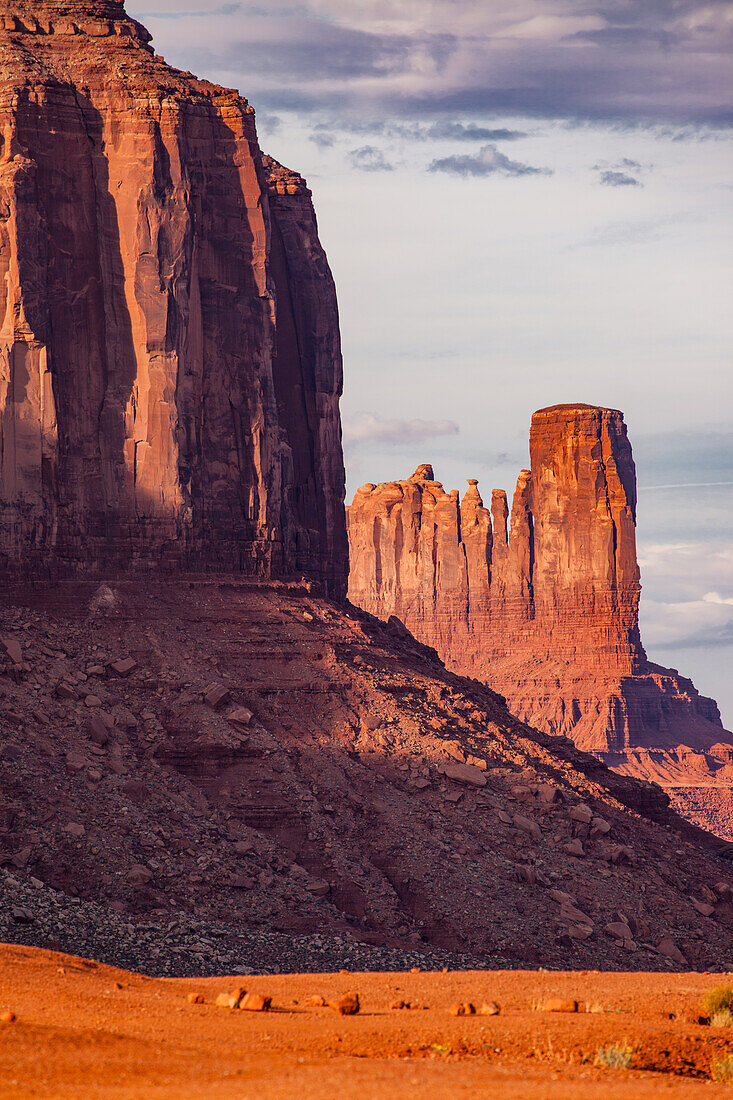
[128,0,733,724]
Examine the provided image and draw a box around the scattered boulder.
[542,999,578,1013]
[240,993,271,1012]
[187,993,204,1005]
[559,901,593,928]
[480,1002,500,1016]
[110,657,137,677]
[126,865,153,887]
[569,804,593,824]
[305,995,327,1007]
[590,816,611,839]
[204,683,231,709]
[564,839,585,857]
[227,707,253,730]
[332,992,360,1016]
[87,717,109,746]
[215,988,246,1009]
[513,814,541,840]
[657,937,686,966]
[440,762,487,788]
[534,784,560,804]
[1,637,23,665]
[465,755,488,772]
[449,1003,476,1016]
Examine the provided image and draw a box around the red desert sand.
[2,944,733,1098]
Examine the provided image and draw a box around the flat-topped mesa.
[1,0,124,11]
[0,1,150,39]
[348,404,733,836]
[0,0,346,593]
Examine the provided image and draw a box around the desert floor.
[1,943,732,1098]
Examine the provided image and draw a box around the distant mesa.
[347,403,733,839]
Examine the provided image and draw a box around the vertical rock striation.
[0,0,346,593]
[348,404,733,835]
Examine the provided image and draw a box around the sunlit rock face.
[0,0,346,593]
[348,404,733,837]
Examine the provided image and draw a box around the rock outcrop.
[0,0,346,592]
[2,573,733,974]
[348,404,733,836]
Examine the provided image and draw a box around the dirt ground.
[1,944,732,1097]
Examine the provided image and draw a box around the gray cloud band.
[131,0,733,127]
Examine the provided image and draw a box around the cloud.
[429,143,548,178]
[310,131,336,149]
[704,592,733,607]
[348,145,394,172]
[344,413,459,447]
[599,169,642,186]
[593,156,646,187]
[425,122,527,142]
[642,595,733,650]
[127,0,733,127]
[638,541,733,649]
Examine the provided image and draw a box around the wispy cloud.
[593,156,646,187]
[429,143,549,178]
[348,146,394,172]
[599,169,642,187]
[425,121,527,142]
[344,413,459,447]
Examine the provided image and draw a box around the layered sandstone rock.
[0,0,346,592]
[348,404,733,836]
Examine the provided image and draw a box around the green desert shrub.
[594,1043,633,1070]
[711,1055,733,1084]
[703,987,733,1019]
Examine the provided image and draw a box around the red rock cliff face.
[0,0,346,593]
[348,405,733,836]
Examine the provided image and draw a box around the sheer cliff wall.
[0,0,346,592]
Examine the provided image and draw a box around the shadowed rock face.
[347,404,733,837]
[0,0,346,593]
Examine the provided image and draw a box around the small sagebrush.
[712,1010,733,1028]
[711,1055,733,1084]
[703,987,733,1019]
[595,1044,633,1070]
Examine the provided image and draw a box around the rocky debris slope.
[347,405,733,838]
[1,576,733,973]
[0,0,346,592]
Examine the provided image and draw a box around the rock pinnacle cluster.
[348,405,733,838]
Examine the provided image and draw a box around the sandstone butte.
[347,404,733,840]
[0,0,347,595]
[3,2,733,1055]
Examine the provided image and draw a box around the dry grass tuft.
[594,1043,633,1070]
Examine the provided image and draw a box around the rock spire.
[347,404,733,836]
